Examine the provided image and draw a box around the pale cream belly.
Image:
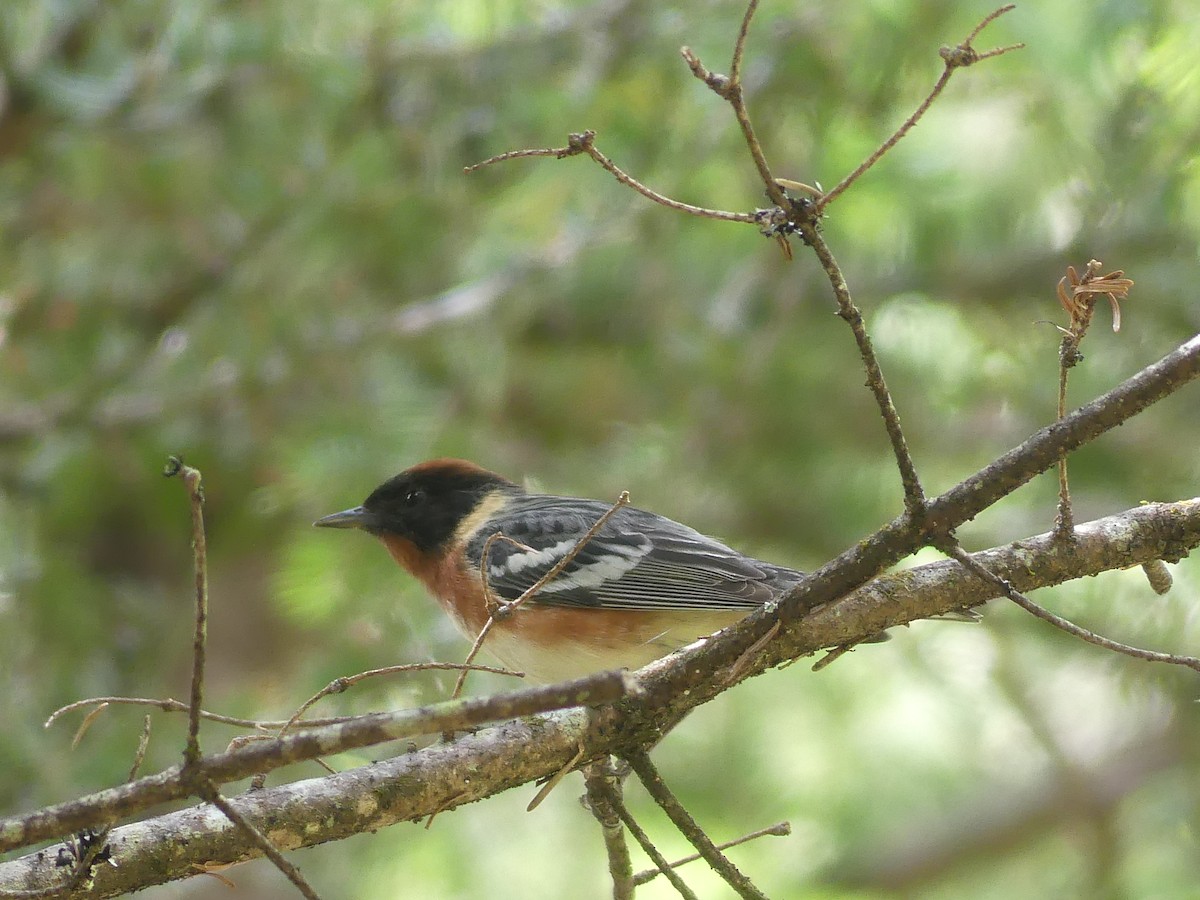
[465,607,749,684]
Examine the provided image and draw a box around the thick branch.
[624,335,1200,721]
[0,672,630,856]
[1,499,1196,893]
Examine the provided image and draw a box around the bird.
[312,458,825,684]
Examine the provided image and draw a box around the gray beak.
[313,506,374,529]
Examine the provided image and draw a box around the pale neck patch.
[451,489,513,546]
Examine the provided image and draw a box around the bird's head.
[314,458,518,552]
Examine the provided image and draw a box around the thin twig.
[817,5,1023,210]
[129,715,152,781]
[70,702,110,749]
[723,620,780,684]
[46,696,351,731]
[1055,360,1074,534]
[260,660,523,791]
[1053,259,1135,538]
[467,131,756,223]
[584,761,635,900]
[478,532,535,613]
[3,671,632,856]
[727,1,787,207]
[164,456,209,768]
[201,786,322,900]
[728,0,756,85]
[281,662,523,737]
[680,2,788,211]
[811,641,860,672]
[451,618,501,699]
[798,223,927,516]
[463,144,581,171]
[453,491,632,698]
[626,750,770,900]
[632,822,791,887]
[942,542,1200,673]
[422,790,469,830]
[578,133,758,223]
[614,795,701,900]
[527,744,588,812]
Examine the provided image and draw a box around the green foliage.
[2,1,1199,896]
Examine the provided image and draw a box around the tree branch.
[0,672,631,856]
[1,496,1196,894]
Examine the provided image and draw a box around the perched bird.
[315,459,812,683]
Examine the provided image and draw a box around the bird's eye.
[403,489,425,506]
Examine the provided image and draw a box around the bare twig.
[584,761,634,900]
[942,542,1200,673]
[150,487,321,899]
[811,640,862,672]
[250,661,525,792]
[614,796,701,900]
[465,7,1027,523]
[165,459,324,900]
[478,531,534,613]
[626,750,770,900]
[281,662,523,737]
[451,618,503,699]
[467,131,756,223]
[776,11,1023,518]
[728,0,756,86]
[201,786,322,900]
[1054,260,1135,536]
[463,142,584,171]
[2,494,1199,888]
[70,702,110,750]
[1055,359,1075,534]
[723,620,780,683]
[163,456,209,768]
[817,5,1023,211]
[729,1,786,207]
[3,332,1199,878]
[632,822,791,887]
[1,671,633,854]
[798,223,927,516]
[527,744,587,812]
[47,696,352,731]
[129,716,152,781]
[453,491,632,697]
[681,7,788,213]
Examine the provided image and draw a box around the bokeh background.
[3,1,1199,897]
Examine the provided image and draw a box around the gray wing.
[463,494,799,612]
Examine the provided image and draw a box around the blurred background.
[2,1,1199,897]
